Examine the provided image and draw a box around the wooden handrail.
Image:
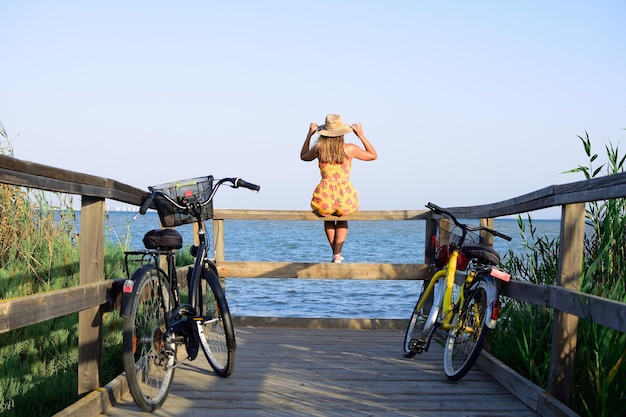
[0,154,145,204]
[2,154,626,412]
[212,208,428,221]
[444,171,626,218]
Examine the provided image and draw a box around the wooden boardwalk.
[97,326,540,417]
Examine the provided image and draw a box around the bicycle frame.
[187,219,210,311]
[418,249,466,332]
[419,246,506,334]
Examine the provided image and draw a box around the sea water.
[77,211,561,319]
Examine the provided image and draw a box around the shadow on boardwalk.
[98,327,539,417]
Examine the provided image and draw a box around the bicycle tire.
[403,274,445,357]
[443,277,494,380]
[195,266,236,377]
[123,265,175,412]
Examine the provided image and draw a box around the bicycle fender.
[120,264,159,318]
[202,266,223,294]
[201,267,237,352]
[476,276,499,329]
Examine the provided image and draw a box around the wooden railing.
[1,154,626,414]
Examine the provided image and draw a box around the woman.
[300,114,378,263]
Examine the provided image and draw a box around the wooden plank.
[232,316,408,330]
[216,261,428,280]
[212,208,428,221]
[546,287,626,333]
[477,351,579,417]
[445,171,626,218]
[93,327,541,417]
[56,374,128,417]
[0,155,145,204]
[0,281,113,333]
[501,281,626,333]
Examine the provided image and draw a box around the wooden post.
[480,217,494,246]
[77,196,105,397]
[193,222,200,246]
[424,215,436,267]
[548,202,585,406]
[439,218,451,245]
[212,218,226,288]
[213,218,225,262]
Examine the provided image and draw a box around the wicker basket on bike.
[149,176,214,227]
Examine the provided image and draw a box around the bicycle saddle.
[461,244,500,266]
[143,229,183,250]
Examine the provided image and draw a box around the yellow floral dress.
[310,160,359,216]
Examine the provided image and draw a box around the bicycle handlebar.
[137,177,260,216]
[139,194,155,214]
[232,177,261,192]
[426,202,512,241]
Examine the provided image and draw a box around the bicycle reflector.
[490,268,510,282]
[489,299,502,328]
[491,299,502,320]
[123,279,135,293]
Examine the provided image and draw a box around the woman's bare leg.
[324,221,336,252]
[324,221,348,261]
[333,221,348,257]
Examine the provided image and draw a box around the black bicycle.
[120,175,259,412]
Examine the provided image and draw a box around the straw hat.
[317,114,353,137]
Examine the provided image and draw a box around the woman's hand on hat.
[351,123,364,138]
[308,123,319,136]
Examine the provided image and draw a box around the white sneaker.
[332,255,344,263]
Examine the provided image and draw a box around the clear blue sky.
[1,1,625,218]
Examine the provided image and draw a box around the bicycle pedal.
[192,315,213,323]
[409,339,426,354]
[462,326,475,333]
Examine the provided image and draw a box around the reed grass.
[492,131,626,417]
[0,122,127,415]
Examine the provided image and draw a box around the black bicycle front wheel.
[403,276,445,357]
[195,266,236,377]
[122,265,175,412]
[443,278,494,380]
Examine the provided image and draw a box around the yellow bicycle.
[403,202,512,380]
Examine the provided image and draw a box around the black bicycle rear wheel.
[443,278,493,380]
[195,266,236,377]
[123,265,175,412]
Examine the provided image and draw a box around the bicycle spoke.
[443,280,492,380]
[123,267,176,412]
[195,269,236,376]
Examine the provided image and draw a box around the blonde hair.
[317,135,346,164]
